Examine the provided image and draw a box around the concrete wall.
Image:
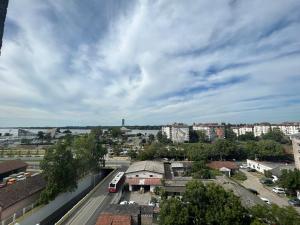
[1,191,41,222]
[247,159,272,173]
[17,171,106,225]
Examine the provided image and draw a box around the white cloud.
[0,0,300,126]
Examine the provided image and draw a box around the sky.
[0,0,300,126]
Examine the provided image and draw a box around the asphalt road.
[241,169,300,213]
[63,166,128,225]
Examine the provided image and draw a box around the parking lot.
[241,169,300,213]
[122,191,152,205]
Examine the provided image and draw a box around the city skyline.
[0,0,300,126]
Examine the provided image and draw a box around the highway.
[62,166,128,225]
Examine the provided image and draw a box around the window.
[149,175,153,177]
[135,175,139,177]
[109,183,115,187]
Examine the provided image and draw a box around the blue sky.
[0,0,300,126]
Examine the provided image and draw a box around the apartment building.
[271,123,300,136]
[232,126,253,136]
[162,123,189,143]
[253,123,271,137]
[192,123,216,140]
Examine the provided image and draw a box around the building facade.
[162,123,189,143]
[0,0,8,53]
[253,123,271,137]
[292,134,300,170]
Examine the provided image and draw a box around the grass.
[232,171,247,181]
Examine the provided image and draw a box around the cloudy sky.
[1,0,300,126]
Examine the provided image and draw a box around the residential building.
[0,0,8,53]
[231,126,253,136]
[292,134,300,170]
[0,160,27,181]
[253,123,271,137]
[161,126,171,139]
[207,161,238,177]
[125,161,164,192]
[18,129,37,140]
[192,123,216,140]
[162,123,189,143]
[246,159,294,180]
[271,122,300,136]
[96,204,154,225]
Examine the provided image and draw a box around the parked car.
[128,201,137,205]
[260,178,273,186]
[0,183,6,188]
[148,201,155,207]
[260,197,271,205]
[7,178,16,185]
[247,188,259,195]
[247,168,256,172]
[272,187,285,194]
[120,201,128,205]
[288,198,300,207]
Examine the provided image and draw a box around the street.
[62,166,128,225]
[241,169,300,213]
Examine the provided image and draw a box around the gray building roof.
[126,161,164,174]
[271,165,295,178]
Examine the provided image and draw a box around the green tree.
[159,198,189,225]
[184,143,212,161]
[224,126,237,141]
[148,134,155,143]
[256,140,284,160]
[40,141,78,204]
[157,131,171,144]
[37,131,45,142]
[128,149,137,159]
[191,161,213,179]
[262,128,289,144]
[279,169,300,195]
[111,127,122,138]
[238,132,257,141]
[213,139,238,160]
[250,204,300,225]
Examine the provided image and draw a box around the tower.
[122,118,125,126]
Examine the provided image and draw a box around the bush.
[232,171,247,181]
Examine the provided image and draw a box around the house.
[125,161,164,192]
[96,204,154,225]
[0,174,46,223]
[0,160,28,181]
[207,161,238,177]
[96,213,132,225]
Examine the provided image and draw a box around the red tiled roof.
[126,178,161,186]
[0,160,27,175]
[96,213,132,225]
[207,161,238,170]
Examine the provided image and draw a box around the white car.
[128,201,136,205]
[120,201,128,205]
[260,197,271,205]
[272,187,285,194]
[240,164,248,169]
[148,201,155,207]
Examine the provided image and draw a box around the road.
[215,176,264,208]
[241,169,300,213]
[63,166,128,225]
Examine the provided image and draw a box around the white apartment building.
[231,126,253,136]
[162,124,189,143]
[232,127,239,137]
[271,123,300,136]
[253,124,271,137]
[292,134,300,170]
[192,124,215,140]
[161,126,172,139]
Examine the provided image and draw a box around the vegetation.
[279,169,300,195]
[39,128,107,204]
[157,131,172,144]
[159,180,300,225]
[160,180,249,225]
[232,171,247,181]
[191,161,214,179]
[262,128,290,144]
